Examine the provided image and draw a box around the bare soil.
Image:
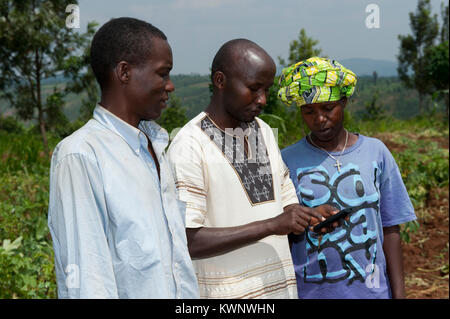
[402,186,449,299]
[375,132,449,299]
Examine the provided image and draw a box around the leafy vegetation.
[156,94,189,137]
[170,75,211,119]
[277,28,323,67]
[0,0,96,154]
[397,0,449,114]
[1,102,448,297]
[0,0,447,300]
[0,130,58,298]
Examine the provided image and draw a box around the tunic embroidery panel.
[198,116,275,205]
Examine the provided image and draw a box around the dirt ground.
[376,133,449,299]
[402,186,449,299]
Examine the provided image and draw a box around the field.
[403,185,449,298]
[374,130,449,299]
[0,104,448,298]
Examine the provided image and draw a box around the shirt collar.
[93,105,169,156]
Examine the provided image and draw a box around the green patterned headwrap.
[277,57,357,107]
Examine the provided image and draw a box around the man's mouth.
[250,108,262,117]
[161,98,169,107]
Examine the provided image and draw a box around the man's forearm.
[186,204,334,259]
[186,220,274,259]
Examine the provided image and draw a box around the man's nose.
[166,79,175,92]
[255,91,267,106]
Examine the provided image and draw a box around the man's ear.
[115,61,130,84]
[212,71,226,89]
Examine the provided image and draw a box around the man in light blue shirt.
[47,17,199,298]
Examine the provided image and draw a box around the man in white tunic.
[168,39,335,298]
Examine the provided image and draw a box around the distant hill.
[277,58,398,77]
[0,74,212,121]
[170,74,210,118]
[2,72,446,123]
[340,58,398,77]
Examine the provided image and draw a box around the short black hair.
[211,38,272,83]
[90,17,167,90]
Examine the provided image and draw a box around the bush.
[0,172,56,298]
[0,106,447,297]
[0,116,24,134]
[0,131,58,175]
[0,130,58,298]
[391,137,449,208]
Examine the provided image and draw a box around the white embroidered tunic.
[168,112,299,299]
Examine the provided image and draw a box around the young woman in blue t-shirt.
[278,57,416,299]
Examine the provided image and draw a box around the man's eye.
[159,69,171,78]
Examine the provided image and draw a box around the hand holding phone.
[312,207,355,233]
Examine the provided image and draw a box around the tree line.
[0,0,448,154]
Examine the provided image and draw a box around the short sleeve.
[378,143,416,227]
[168,131,208,228]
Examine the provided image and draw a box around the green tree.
[422,2,449,116]
[424,41,449,116]
[363,89,386,121]
[0,115,24,134]
[362,71,385,121]
[0,0,95,154]
[156,94,189,138]
[372,71,378,86]
[278,28,323,67]
[267,28,325,147]
[397,0,439,114]
[63,35,99,124]
[439,1,449,43]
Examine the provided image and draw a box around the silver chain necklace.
[307,130,349,172]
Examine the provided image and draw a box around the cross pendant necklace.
[334,159,342,172]
[307,130,349,173]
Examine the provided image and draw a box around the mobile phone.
[312,207,356,233]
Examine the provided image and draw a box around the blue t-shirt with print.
[281,134,416,299]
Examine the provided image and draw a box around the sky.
[76,0,446,75]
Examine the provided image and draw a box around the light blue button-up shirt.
[48,105,199,299]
